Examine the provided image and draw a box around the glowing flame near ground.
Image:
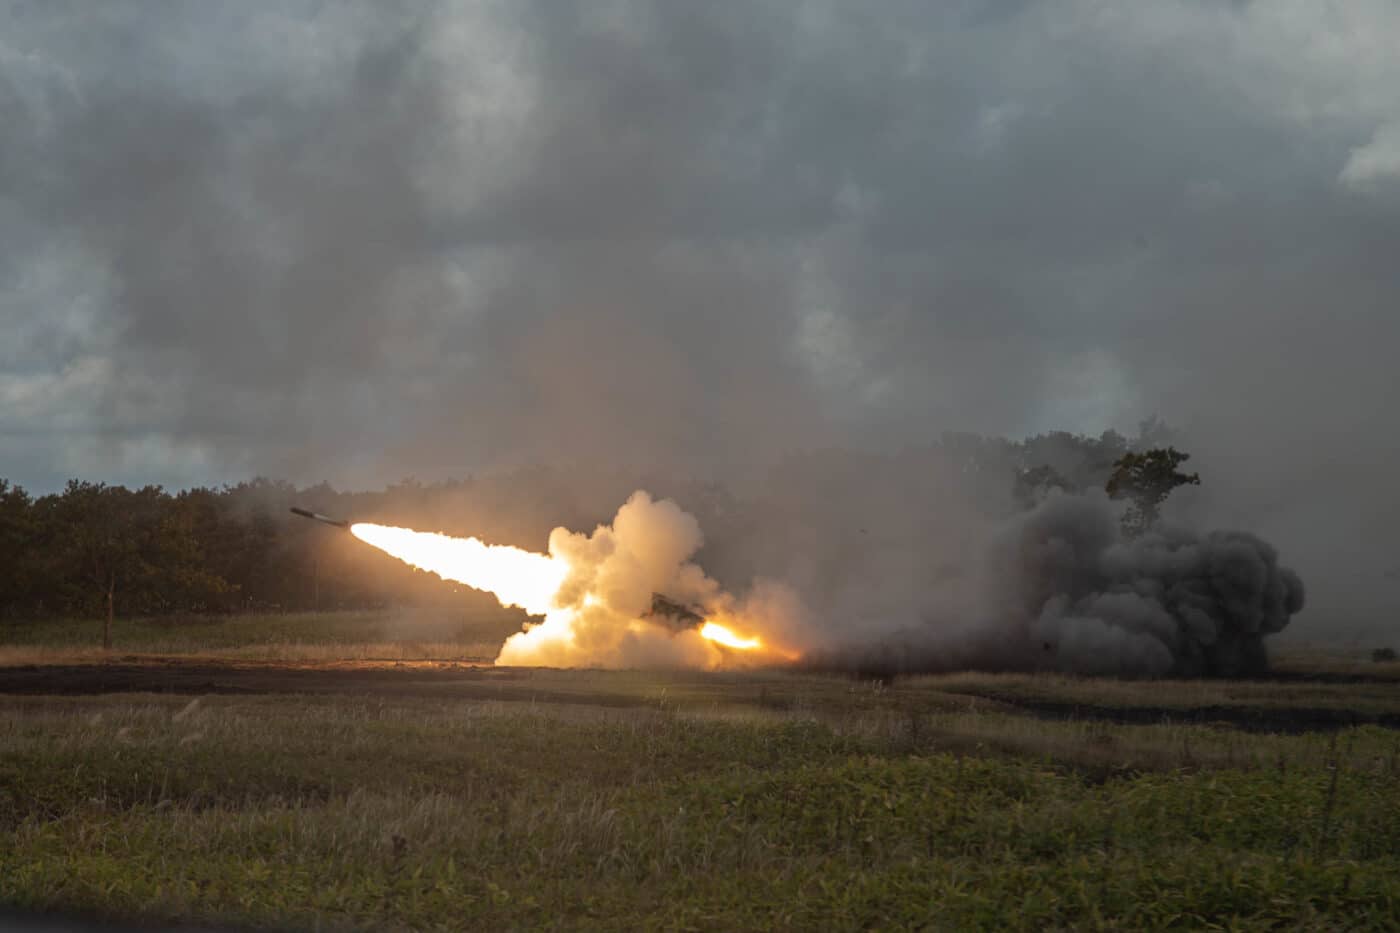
[698,621,762,650]
[346,493,796,669]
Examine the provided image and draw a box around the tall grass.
[0,608,523,661]
[2,691,1398,929]
[917,670,1400,715]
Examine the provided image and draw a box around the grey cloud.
[1,1,1397,638]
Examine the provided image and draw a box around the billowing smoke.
[806,492,1306,678]
[498,490,803,668]
[496,490,733,668]
[998,493,1305,676]
[352,478,1305,676]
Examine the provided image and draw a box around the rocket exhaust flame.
[698,622,762,650]
[342,491,792,669]
[349,523,566,617]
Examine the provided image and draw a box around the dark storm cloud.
[2,1,1398,634]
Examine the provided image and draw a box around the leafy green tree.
[0,479,37,618]
[48,482,226,648]
[1105,447,1201,536]
[48,483,138,645]
[156,491,233,613]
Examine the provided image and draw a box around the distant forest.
[0,421,1177,622]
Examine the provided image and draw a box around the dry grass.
[5,614,1400,926]
[0,641,506,666]
[913,670,1400,717]
[3,689,1398,930]
[1271,646,1400,680]
[0,608,522,663]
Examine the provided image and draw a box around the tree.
[48,483,136,647]
[0,479,37,618]
[48,482,226,648]
[1105,447,1200,537]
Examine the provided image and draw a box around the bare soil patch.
[5,657,1399,732]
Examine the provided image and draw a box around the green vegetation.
[0,420,1182,638]
[1105,447,1201,536]
[0,476,559,626]
[922,670,1400,718]
[3,665,1399,929]
[0,608,522,663]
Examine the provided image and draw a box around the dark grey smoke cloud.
[755,487,1306,679]
[1013,494,1305,676]
[2,2,1398,642]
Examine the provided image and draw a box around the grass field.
[0,608,523,664]
[3,614,1399,930]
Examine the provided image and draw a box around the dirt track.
[3,657,1399,733]
[0,658,772,713]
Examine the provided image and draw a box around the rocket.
[289,507,350,529]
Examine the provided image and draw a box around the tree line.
[0,478,502,641]
[1,420,1195,643]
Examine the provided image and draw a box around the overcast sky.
[3,0,1398,565]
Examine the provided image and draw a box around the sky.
[2,1,1398,630]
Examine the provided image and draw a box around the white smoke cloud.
[495,491,790,669]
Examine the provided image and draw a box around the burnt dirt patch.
[3,659,1397,734]
[0,659,681,711]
